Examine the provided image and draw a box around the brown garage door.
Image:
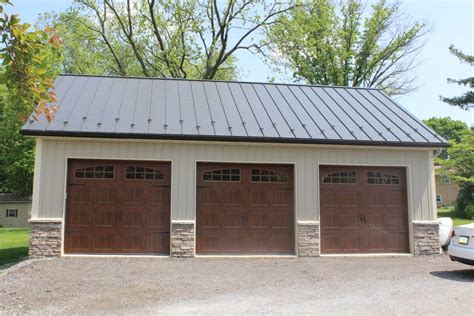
[196,163,294,255]
[64,160,171,254]
[320,166,409,254]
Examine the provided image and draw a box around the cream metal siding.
[0,202,31,227]
[31,137,437,222]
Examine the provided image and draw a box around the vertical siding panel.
[36,139,435,224]
[31,139,43,219]
[54,141,66,219]
[46,140,56,218]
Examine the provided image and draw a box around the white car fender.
[438,217,453,247]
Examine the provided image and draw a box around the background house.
[435,171,459,208]
[0,193,31,227]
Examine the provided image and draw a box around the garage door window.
[323,171,357,184]
[251,169,288,183]
[203,169,240,182]
[75,165,114,179]
[367,171,400,185]
[125,166,164,180]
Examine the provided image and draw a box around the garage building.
[22,74,447,258]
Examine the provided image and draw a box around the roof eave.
[21,130,450,148]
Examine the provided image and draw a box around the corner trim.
[412,220,440,225]
[297,221,320,225]
[29,218,63,223]
[171,220,195,224]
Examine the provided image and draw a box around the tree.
[441,130,474,219]
[423,117,468,160]
[439,45,474,110]
[266,0,427,95]
[0,0,62,194]
[38,0,296,79]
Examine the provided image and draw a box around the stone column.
[297,221,320,257]
[413,221,440,256]
[170,221,195,258]
[29,219,62,258]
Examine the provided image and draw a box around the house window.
[367,171,400,185]
[6,209,18,218]
[323,171,357,184]
[75,166,114,179]
[125,166,164,180]
[436,195,442,203]
[203,169,240,182]
[441,176,451,185]
[251,169,288,183]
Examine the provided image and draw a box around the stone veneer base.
[413,221,440,256]
[170,222,195,258]
[298,222,320,257]
[29,219,62,259]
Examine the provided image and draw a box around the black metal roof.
[0,193,31,203]
[21,74,448,147]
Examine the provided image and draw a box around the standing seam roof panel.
[148,80,167,135]
[46,76,86,132]
[64,77,102,132]
[79,78,115,133]
[374,90,446,143]
[26,75,70,131]
[275,85,324,139]
[227,82,267,137]
[214,82,248,137]
[190,81,215,136]
[95,78,126,133]
[300,86,355,140]
[264,84,311,138]
[335,88,398,142]
[286,86,338,140]
[178,81,198,135]
[115,79,141,134]
[317,87,371,141]
[344,89,411,142]
[22,74,448,148]
[240,83,279,137]
[325,87,385,142]
[131,79,153,134]
[165,80,182,135]
[202,82,232,137]
[250,84,295,138]
[357,90,426,143]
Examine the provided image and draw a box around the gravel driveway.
[0,254,472,314]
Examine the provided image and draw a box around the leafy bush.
[455,185,473,219]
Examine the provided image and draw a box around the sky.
[8,0,474,127]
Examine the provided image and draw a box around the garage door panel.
[321,190,361,208]
[320,165,409,254]
[68,211,92,227]
[93,211,115,227]
[69,188,94,203]
[65,159,171,254]
[93,188,116,203]
[322,213,361,228]
[366,192,405,208]
[198,190,243,206]
[247,213,291,229]
[146,211,168,228]
[197,163,294,255]
[120,211,145,227]
[249,190,291,206]
[93,235,114,251]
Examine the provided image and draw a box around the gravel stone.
[0,255,472,314]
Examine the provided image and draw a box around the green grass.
[438,207,473,227]
[0,227,29,267]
